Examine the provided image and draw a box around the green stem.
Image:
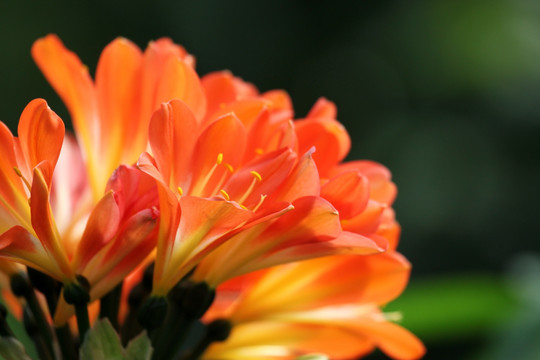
[55,324,77,360]
[74,303,90,340]
[0,303,13,337]
[99,282,123,331]
[11,273,56,360]
[63,275,91,341]
[23,306,54,360]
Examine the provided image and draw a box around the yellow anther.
[239,204,248,210]
[250,171,262,182]
[255,148,264,155]
[224,163,234,173]
[220,189,230,201]
[13,167,23,177]
[177,187,184,196]
[216,153,223,165]
[14,167,31,191]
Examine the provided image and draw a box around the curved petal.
[354,317,426,360]
[306,97,337,119]
[148,100,198,190]
[321,171,369,219]
[202,71,258,119]
[0,123,29,231]
[341,200,385,235]
[95,37,143,171]
[295,118,350,177]
[0,226,67,280]
[139,39,206,123]
[16,99,64,184]
[153,196,253,295]
[72,191,120,271]
[270,149,320,203]
[189,113,247,197]
[30,166,74,282]
[31,35,98,185]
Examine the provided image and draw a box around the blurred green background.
[1,0,539,358]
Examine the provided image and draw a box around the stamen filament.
[237,171,263,205]
[252,194,267,212]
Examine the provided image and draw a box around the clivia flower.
[0,34,423,360]
[203,252,425,360]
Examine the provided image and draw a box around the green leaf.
[80,318,124,360]
[295,354,329,360]
[0,337,32,360]
[125,331,153,360]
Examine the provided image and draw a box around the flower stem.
[63,275,91,340]
[10,272,56,360]
[74,303,90,340]
[55,324,77,360]
[99,282,123,331]
[0,303,13,337]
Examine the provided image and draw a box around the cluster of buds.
[0,34,425,359]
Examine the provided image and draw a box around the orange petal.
[139,40,206,123]
[189,113,247,196]
[307,97,337,119]
[83,207,158,299]
[72,191,120,271]
[153,196,253,295]
[0,226,65,279]
[202,71,258,118]
[341,200,385,235]
[332,160,397,206]
[223,148,296,209]
[106,165,159,218]
[16,99,64,184]
[321,170,369,218]
[148,100,198,190]
[30,166,74,281]
[208,99,268,128]
[354,317,426,360]
[259,231,385,271]
[270,149,320,203]
[95,37,143,170]
[295,118,350,177]
[0,123,29,230]
[31,35,98,176]
[246,111,297,161]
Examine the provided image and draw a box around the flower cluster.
[0,34,425,360]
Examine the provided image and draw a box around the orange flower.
[0,99,73,282]
[32,34,204,200]
[203,253,425,360]
[138,98,384,296]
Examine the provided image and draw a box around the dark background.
[1,0,539,358]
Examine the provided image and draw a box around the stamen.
[250,171,262,182]
[252,194,267,212]
[216,153,223,165]
[177,187,184,196]
[224,163,234,173]
[220,189,230,201]
[237,171,263,205]
[14,167,31,191]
